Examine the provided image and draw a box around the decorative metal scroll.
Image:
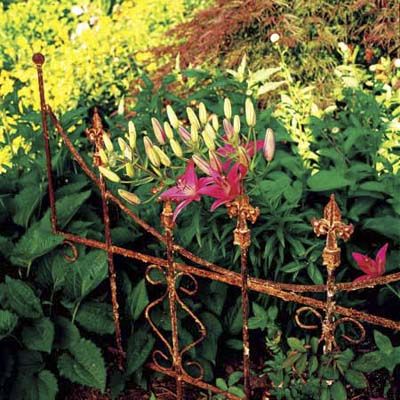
[33,53,400,399]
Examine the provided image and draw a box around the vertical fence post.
[86,110,124,368]
[33,53,57,232]
[161,201,183,399]
[311,194,354,352]
[227,195,259,399]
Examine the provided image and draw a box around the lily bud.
[191,124,199,143]
[233,115,241,135]
[170,138,183,157]
[209,150,223,174]
[163,121,174,139]
[202,129,215,151]
[154,146,171,167]
[178,126,191,143]
[186,107,200,130]
[98,148,108,165]
[125,163,135,178]
[211,114,219,131]
[223,118,235,140]
[237,146,250,168]
[151,117,166,144]
[166,105,179,129]
[224,98,232,120]
[263,128,275,161]
[144,136,161,167]
[124,146,133,161]
[192,154,212,175]
[118,137,127,152]
[128,121,136,149]
[204,123,216,139]
[245,98,256,127]
[103,133,114,152]
[199,102,207,124]
[99,166,120,183]
[118,189,141,205]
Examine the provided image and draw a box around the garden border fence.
[33,53,400,399]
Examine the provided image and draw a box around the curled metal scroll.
[295,306,323,331]
[62,240,78,262]
[332,317,366,347]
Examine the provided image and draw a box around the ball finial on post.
[32,53,45,66]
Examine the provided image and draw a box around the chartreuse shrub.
[0,0,206,171]
[1,56,399,398]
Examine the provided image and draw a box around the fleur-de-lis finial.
[311,194,354,270]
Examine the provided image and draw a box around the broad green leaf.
[307,171,352,191]
[228,371,243,386]
[363,216,400,240]
[307,264,324,284]
[287,337,305,352]
[228,386,245,398]
[248,302,268,330]
[216,378,228,391]
[54,316,80,350]
[126,329,155,375]
[330,381,347,400]
[344,369,368,389]
[352,351,381,372]
[76,302,115,335]
[58,338,106,392]
[5,276,43,318]
[10,370,58,400]
[0,309,18,340]
[22,318,54,353]
[374,330,393,354]
[128,279,149,320]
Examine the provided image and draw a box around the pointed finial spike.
[32,53,45,66]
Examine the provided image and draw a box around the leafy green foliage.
[75,302,115,335]
[21,318,54,353]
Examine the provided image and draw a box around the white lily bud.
[202,129,215,151]
[118,137,127,152]
[154,146,171,167]
[125,163,135,178]
[192,154,212,175]
[103,133,114,152]
[224,98,232,119]
[237,146,250,168]
[245,98,256,127]
[186,107,200,130]
[199,102,207,124]
[99,166,120,183]
[204,123,216,139]
[191,124,199,143]
[128,121,136,149]
[233,115,241,135]
[118,189,141,205]
[263,128,275,162]
[151,117,166,144]
[166,105,179,129]
[170,138,183,157]
[163,121,174,139]
[211,114,219,131]
[144,136,160,167]
[98,149,108,165]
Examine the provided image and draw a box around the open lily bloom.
[159,161,212,221]
[352,243,388,282]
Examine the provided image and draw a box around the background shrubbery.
[0,0,399,399]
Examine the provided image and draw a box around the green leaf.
[76,302,115,335]
[352,351,382,372]
[58,338,106,392]
[11,369,58,400]
[0,309,18,340]
[248,302,268,330]
[63,250,108,300]
[330,381,347,400]
[199,312,223,364]
[128,279,149,320]
[216,378,228,391]
[54,316,80,350]
[287,337,305,352]
[344,369,368,389]
[228,386,245,398]
[363,216,400,240]
[126,329,155,375]
[228,371,243,386]
[374,330,393,355]
[307,264,324,285]
[5,276,43,318]
[22,318,54,353]
[307,171,352,191]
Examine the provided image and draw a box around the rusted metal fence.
[33,53,400,399]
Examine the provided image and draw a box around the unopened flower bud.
[191,124,199,143]
[154,146,171,167]
[237,146,250,168]
[224,98,232,119]
[223,118,235,140]
[187,107,200,130]
[204,123,216,139]
[263,128,275,162]
[118,189,141,205]
[209,150,222,174]
[125,163,135,178]
[202,129,215,151]
[192,154,212,175]
[211,114,219,131]
[170,138,183,157]
[103,133,114,152]
[128,121,136,149]
[199,102,207,124]
[151,117,166,144]
[144,136,161,167]
[98,148,108,165]
[233,115,241,135]
[178,126,191,143]
[163,121,174,139]
[118,137,127,152]
[166,105,179,129]
[245,98,256,127]
[99,166,120,183]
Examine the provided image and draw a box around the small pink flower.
[352,243,388,282]
[160,161,212,220]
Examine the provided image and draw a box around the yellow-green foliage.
[0,0,197,171]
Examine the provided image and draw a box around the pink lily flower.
[352,243,388,282]
[159,161,211,221]
[201,162,247,211]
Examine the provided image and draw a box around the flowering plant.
[99,97,275,220]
